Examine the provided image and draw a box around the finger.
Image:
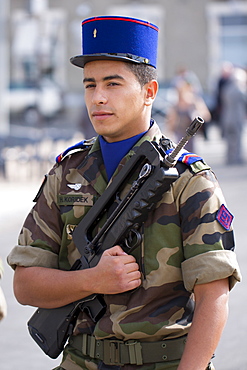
[125,261,140,274]
[103,245,127,256]
[126,274,142,289]
[128,270,141,282]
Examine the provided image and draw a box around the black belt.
[69,333,187,366]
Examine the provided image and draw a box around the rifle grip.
[79,294,106,322]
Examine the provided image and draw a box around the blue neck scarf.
[99,131,146,180]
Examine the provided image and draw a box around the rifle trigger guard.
[124,228,142,251]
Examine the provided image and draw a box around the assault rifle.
[27,117,204,359]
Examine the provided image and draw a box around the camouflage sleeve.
[7,165,63,270]
[179,169,241,292]
[182,250,241,292]
[7,246,58,270]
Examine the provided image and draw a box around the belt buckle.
[103,339,123,366]
[126,340,143,365]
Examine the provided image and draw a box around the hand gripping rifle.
[27,117,204,359]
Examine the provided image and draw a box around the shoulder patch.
[216,204,234,230]
[56,137,96,164]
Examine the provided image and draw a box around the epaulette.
[56,137,96,164]
[176,151,211,173]
[164,146,210,174]
[159,137,210,174]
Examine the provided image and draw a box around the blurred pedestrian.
[166,78,211,152]
[220,67,247,165]
[171,67,203,97]
[212,61,234,131]
[0,258,7,321]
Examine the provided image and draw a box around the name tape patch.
[216,204,234,230]
[58,193,94,206]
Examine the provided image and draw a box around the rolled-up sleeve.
[7,245,58,270]
[182,249,241,292]
[178,168,241,291]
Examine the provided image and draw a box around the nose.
[92,86,107,105]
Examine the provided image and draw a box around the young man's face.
[83,60,157,142]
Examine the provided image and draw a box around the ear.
[144,80,159,106]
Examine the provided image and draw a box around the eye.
[108,81,120,87]
[85,83,96,89]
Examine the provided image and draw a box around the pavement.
[0,124,247,369]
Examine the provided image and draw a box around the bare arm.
[178,278,229,370]
[194,96,211,122]
[13,246,141,309]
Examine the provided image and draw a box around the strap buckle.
[126,340,143,365]
[103,339,123,366]
[102,339,143,366]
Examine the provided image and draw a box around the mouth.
[92,111,114,120]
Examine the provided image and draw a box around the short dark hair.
[125,63,157,86]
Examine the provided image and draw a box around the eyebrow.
[83,74,125,84]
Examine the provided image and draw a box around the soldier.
[7,16,241,370]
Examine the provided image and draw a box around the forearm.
[178,279,229,370]
[14,266,97,308]
[13,246,141,309]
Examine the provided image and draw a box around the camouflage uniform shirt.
[7,122,241,369]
